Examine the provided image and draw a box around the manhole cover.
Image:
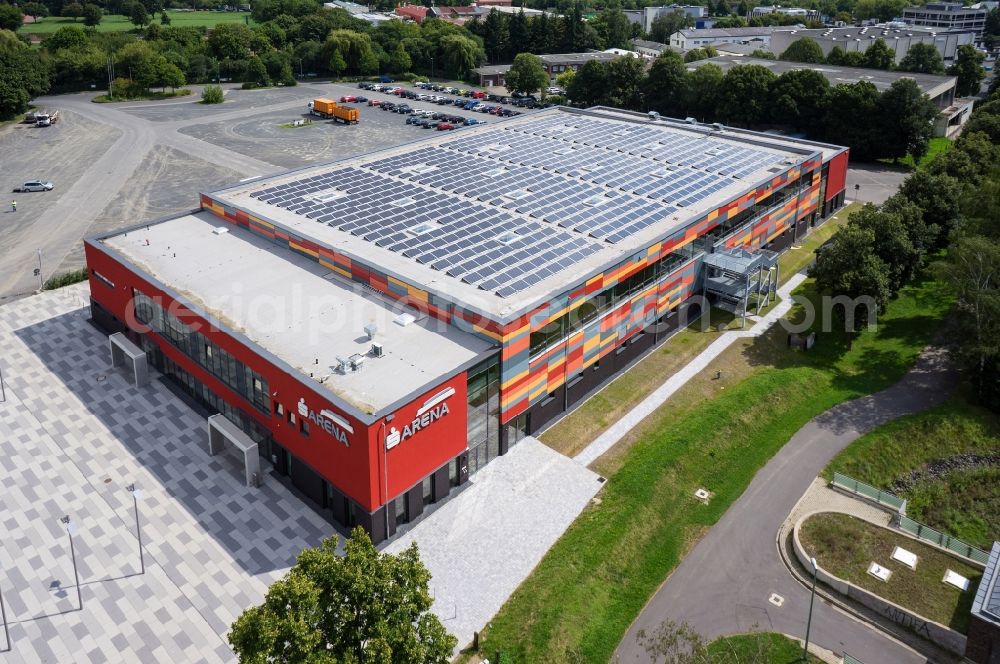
[768,593,784,607]
[103,477,112,484]
[96,374,107,382]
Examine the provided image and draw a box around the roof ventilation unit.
[349,354,366,372]
[335,356,351,374]
[213,227,229,235]
[394,312,416,327]
[684,117,697,124]
[364,323,378,340]
[711,122,725,131]
[371,342,384,358]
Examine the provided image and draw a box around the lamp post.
[802,556,818,662]
[430,56,435,80]
[35,250,43,291]
[0,577,10,652]
[126,484,144,575]
[59,516,82,611]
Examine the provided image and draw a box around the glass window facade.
[133,290,270,414]
[466,356,500,476]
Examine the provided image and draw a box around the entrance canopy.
[109,332,149,387]
[207,414,261,488]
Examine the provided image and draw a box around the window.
[288,411,296,425]
[91,270,114,289]
[301,419,310,436]
[275,402,284,416]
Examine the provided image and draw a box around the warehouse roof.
[208,107,818,322]
[100,212,494,417]
[675,27,777,39]
[699,55,957,98]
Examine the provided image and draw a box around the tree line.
[813,80,1000,410]
[559,49,941,164]
[771,36,986,98]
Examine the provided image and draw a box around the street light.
[430,56,435,80]
[0,576,10,652]
[59,516,82,611]
[802,556,818,662]
[126,484,144,575]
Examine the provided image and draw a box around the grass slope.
[19,11,250,36]
[707,633,821,663]
[826,394,1000,549]
[800,513,981,633]
[475,271,952,663]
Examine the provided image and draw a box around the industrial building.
[669,26,777,50]
[902,2,989,40]
[624,4,708,34]
[967,542,1000,663]
[769,24,976,63]
[702,55,977,136]
[84,106,848,543]
[472,51,623,87]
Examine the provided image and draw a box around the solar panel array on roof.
[247,113,790,298]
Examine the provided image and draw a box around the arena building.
[85,106,849,543]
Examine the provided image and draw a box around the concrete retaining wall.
[793,511,969,657]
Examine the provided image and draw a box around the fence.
[831,472,907,513]
[896,514,990,565]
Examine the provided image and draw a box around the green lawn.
[18,10,251,36]
[800,513,981,633]
[825,393,1000,550]
[879,137,952,171]
[474,268,953,663]
[777,202,858,280]
[707,633,821,663]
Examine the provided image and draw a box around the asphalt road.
[615,346,959,664]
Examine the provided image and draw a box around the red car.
[436,122,455,131]
[339,95,357,103]
[368,99,382,107]
[471,91,486,99]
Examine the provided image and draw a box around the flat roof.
[101,212,494,416]
[676,27,777,38]
[700,56,957,97]
[210,107,816,322]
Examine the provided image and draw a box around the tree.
[508,9,529,57]
[897,42,945,74]
[505,52,547,96]
[862,38,895,70]
[718,64,776,127]
[940,234,1000,410]
[750,48,775,59]
[566,58,607,106]
[61,3,83,20]
[849,203,922,295]
[229,528,457,664]
[685,62,723,121]
[159,10,170,26]
[22,3,50,21]
[712,16,747,28]
[827,46,866,67]
[82,3,102,26]
[877,78,938,163]
[897,170,963,241]
[947,44,985,97]
[605,55,644,109]
[769,69,829,130]
[854,0,906,22]
[649,10,693,44]
[0,29,50,120]
[482,8,508,64]
[643,50,688,117]
[683,46,716,62]
[779,37,824,63]
[811,223,891,335]
[555,67,575,91]
[595,3,631,50]
[822,81,880,160]
[963,113,1000,144]
[389,41,411,74]
[437,33,481,79]
[0,5,24,32]
[208,23,254,61]
[201,83,224,103]
[126,1,149,29]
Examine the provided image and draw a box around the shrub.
[43,268,88,290]
[201,84,224,103]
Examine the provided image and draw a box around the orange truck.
[309,98,359,124]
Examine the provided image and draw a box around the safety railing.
[896,514,990,565]
[831,472,906,513]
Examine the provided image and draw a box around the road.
[615,346,959,664]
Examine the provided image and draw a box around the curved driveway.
[615,346,958,664]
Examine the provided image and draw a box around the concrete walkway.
[615,344,959,664]
[574,272,807,467]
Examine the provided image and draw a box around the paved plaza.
[0,284,604,661]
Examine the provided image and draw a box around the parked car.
[406,115,422,125]
[420,119,435,128]
[355,96,367,103]
[358,82,370,89]
[446,115,463,123]
[13,180,54,192]
[471,91,486,99]
[436,122,455,131]
[368,99,382,107]
[463,100,478,110]
[395,104,412,114]
[464,117,485,126]
[380,102,396,111]
[546,86,563,95]
[490,106,504,115]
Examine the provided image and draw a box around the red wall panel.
[825,151,849,202]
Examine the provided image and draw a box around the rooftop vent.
[408,221,437,237]
[371,342,384,358]
[394,312,416,327]
[364,323,378,340]
[648,111,661,121]
[497,231,519,245]
[684,116,697,124]
[212,227,229,235]
[307,188,347,203]
[349,354,366,371]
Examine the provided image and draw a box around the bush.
[201,84,224,104]
[43,268,88,290]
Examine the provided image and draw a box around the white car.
[13,180,54,192]
[546,86,564,95]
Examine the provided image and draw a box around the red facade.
[85,241,466,514]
